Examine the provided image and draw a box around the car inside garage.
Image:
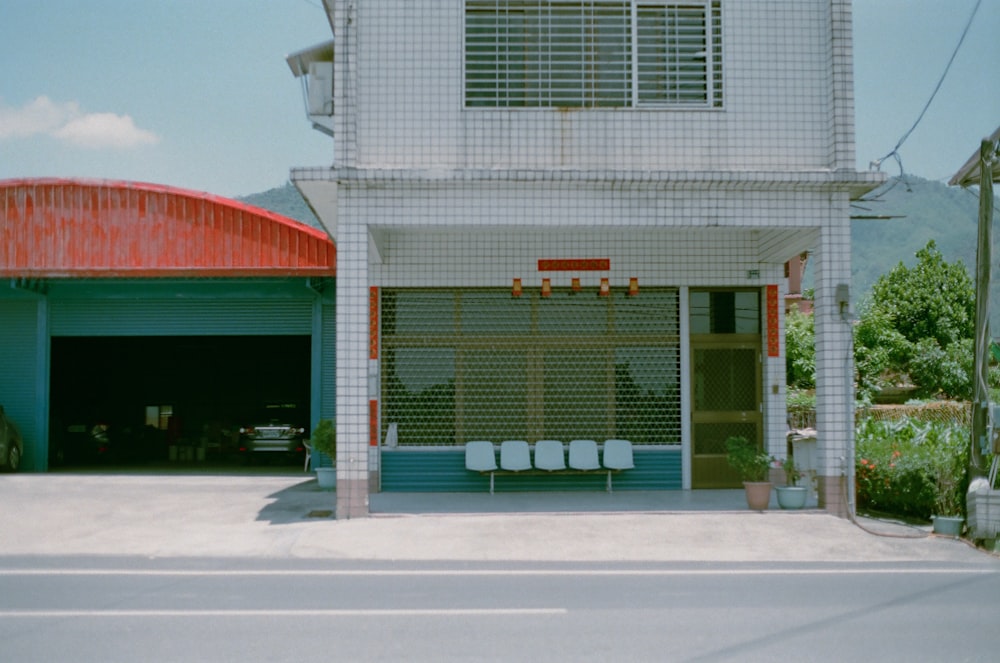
[48,335,311,468]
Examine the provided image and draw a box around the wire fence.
[788,401,972,431]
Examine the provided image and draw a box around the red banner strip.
[538,258,610,272]
[766,285,780,357]
[369,400,379,447]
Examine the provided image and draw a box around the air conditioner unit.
[307,61,334,116]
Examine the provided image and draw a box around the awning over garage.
[0,178,336,278]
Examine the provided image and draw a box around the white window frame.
[465,0,723,109]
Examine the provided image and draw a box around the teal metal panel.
[616,449,683,490]
[307,300,337,470]
[0,300,46,470]
[50,298,312,336]
[380,448,683,492]
[320,301,336,420]
[381,450,484,492]
[46,278,318,301]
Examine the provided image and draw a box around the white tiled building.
[289,0,882,519]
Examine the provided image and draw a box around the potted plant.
[931,462,964,537]
[775,456,808,509]
[726,436,773,510]
[311,419,336,490]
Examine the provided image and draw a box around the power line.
[868,0,983,177]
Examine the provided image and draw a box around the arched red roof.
[0,178,335,278]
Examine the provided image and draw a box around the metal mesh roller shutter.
[381,288,681,447]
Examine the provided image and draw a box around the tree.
[867,240,974,348]
[853,307,910,398]
[855,240,975,400]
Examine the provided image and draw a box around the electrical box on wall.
[835,283,850,319]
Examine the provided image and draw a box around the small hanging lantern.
[541,278,552,298]
[512,278,522,298]
[599,277,610,297]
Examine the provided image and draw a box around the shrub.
[726,436,772,482]
[907,337,972,400]
[785,309,815,388]
[853,306,912,400]
[855,418,968,520]
[311,419,336,459]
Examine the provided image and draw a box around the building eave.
[292,166,885,199]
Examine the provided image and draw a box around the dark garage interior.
[48,336,311,468]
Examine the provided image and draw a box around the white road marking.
[0,567,995,577]
[0,608,567,618]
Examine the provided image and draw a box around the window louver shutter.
[465,1,721,109]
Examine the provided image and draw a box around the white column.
[679,286,691,490]
[335,219,371,519]
[813,205,854,517]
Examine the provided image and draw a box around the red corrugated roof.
[0,178,336,277]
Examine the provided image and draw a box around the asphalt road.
[1,557,998,662]
[3,474,1000,660]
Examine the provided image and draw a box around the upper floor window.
[466,1,723,109]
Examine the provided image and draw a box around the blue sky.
[1,0,997,198]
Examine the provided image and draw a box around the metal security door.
[690,341,761,488]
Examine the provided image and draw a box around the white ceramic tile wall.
[330,0,853,172]
[334,220,371,514]
[296,0,880,515]
[813,198,856,478]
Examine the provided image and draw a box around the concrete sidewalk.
[0,473,996,565]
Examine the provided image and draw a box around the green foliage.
[907,338,973,400]
[784,308,815,388]
[725,436,772,482]
[855,418,969,520]
[868,240,974,348]
[778,455,802,487]
[850,176,985,326]
[310,419,336,458]
[853,307,911,399]
[786,388,816,410]
[853,240,975,400]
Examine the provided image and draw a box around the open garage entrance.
[48,336,311,469]
[0,179,336,472]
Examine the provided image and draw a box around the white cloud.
[53,112,160,149]
[0,96,159,149]
[0,96,78,139]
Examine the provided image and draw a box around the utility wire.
[868,0,983,177]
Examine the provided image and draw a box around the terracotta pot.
[743,481,772,510]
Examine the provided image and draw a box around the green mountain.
[237,182,322,230]
[851,175,984,304]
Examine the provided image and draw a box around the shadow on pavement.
[257,478,335,524]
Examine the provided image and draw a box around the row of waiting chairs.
[465,439,634,493]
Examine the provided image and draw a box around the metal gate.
[688,289,762,488]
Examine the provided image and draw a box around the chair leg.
[607,471,612,493]
[490,472,494,495]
